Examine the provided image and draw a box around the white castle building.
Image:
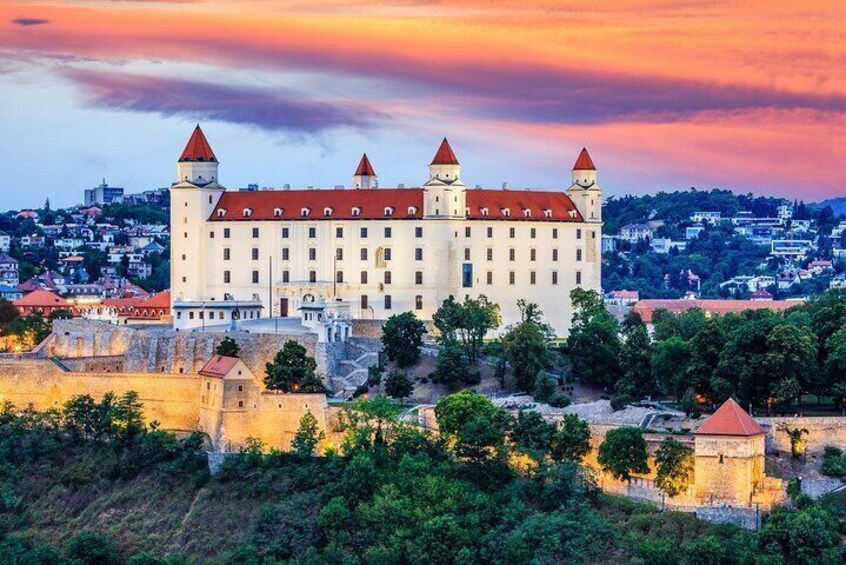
[170,126,602,336]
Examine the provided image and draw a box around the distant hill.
[810,196,846,217]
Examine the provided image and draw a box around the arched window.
[323,207,333,217]
[384,207,394,217]
[543,209,553,218]
[273,208,283,217]
[351,207,361,217]
[301,207,311,217]
[242,208,252,217]
[407,206,417,216]
[523,209,531,218]
[217,209,226,218]
[501,208,511,217]
[480,207,489,217]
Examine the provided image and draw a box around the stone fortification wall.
[58,356,124,373]
[351,319,386,339]
[756,417,846,455]
[0,359,200,432]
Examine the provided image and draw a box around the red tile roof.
[139,290,171,309]
[14,289,69,307]
[632,299,799,324]
[209,188,584,222]
[695,398,764,436]
[572,148,596,171]
[199,355,240,378]
[179,125,217,163]
[354,153,376,176]
[431,138,459,165]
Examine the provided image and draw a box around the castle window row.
[211,226,593,242]
[220,246,582,263]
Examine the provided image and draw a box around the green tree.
[654,438,694,497]
[64,532,122,565]
[824,328,846,409]
[764,323,818,405]
[509,410,555,460]
[264,340,325,393]
[549,414,591,462]
[567,289,621,389]
[215,336,240,357]
[3,315,51,349]
[431,340,474,389]
[758,505,841,565]
[617,316,654,397]
[433,295,501,364]
[381,311,426,368]
[652,337,692,400]
[435,390,511,464]
[0,298,20,327]
[501,300,551,393]
[597,426,649,481]
[686,318,724,401]
[384,369,414,400]
[291,410,324,458]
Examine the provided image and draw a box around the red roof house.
[14,289,72,317]
[695,398,764,436]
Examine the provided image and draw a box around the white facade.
[170,129,602,336]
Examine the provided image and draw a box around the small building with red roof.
[14,289,73,317]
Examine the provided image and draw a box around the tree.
[824,328,846,409]
[291,410,324,458]
[501,300,551,393]
[435,390,511,464]
[3,315,51,349]
[779,425,809,459]
[433,295,501,364]
[651,337,691,400]
[764,324,818,406]
[381,312,426,368]
[64,532,122,565]
[654,438,694,497]
[567,289,621,389]
[215,336,240,357]
[384,369,414,400]
[758,506,841,565]
[431,340,474,389]
[617,317,654,397]
[0,299,19,327]
[509,410,555,460]
[549,414,591,462]
[264,340,325,393]
[686,318,724,401]
[597,427,649,481]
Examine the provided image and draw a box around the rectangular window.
[487,227,493,238]
[530,271,536,285]
[282,270,290,283]
[360,271,368,284]
[384,227,392,238]
[336,271,344,283]
[384,295,392,310]
[384,248,392,261]
[464,248,471,261]
[209,231,215,239]
[361,295,368,309]
[576,271,582,285]
[309,227,316,238]
[282,227,289,238]
[530,248,536,261]
[309,271,317,283]
[415,271,423,285]
[553,249,559,261]
[530,228,536,239]
[487,248,493,261]
[552,228,558,239]
[465,226,471,237]
[384,271,392,284]
[486,271,493,285]
[309,248,317,261]
[336,227,344,238]
[223,248,230,261]
[252,228,259,238]
[282,248,289,261]
[224,270,231,283]
[415,248,423,261]
[336,248,343,260]
[415,227,423,238]
[361,227,368,238]
[462,263,473,288]
[509,249,515,261]
[224,228,230,239]
[509,271,515,285]
[576,249,582,261]
[251,248,259,260]
[509,227,515,238]
[361,248,368,261]
[415,295,423,310]
[552,271,558,285]
[252,271,259,283]
[577,229,582,240]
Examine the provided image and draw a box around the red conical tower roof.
[572,147,595,171]
[431,137,459,165]
[695,398,764,436]
[179,125,217,162]
[355,153,376,176]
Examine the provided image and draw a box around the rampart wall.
[756,417,846,455]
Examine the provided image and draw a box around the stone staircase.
[329,337,381,398]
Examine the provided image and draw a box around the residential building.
[690,211,721,224]
[0,254,19,287]
[84,178,125,206]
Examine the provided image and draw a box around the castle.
[170,127,602,336]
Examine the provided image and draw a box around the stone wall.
[351,319,385,339]
[58,356,124,373]
[757,417,846,455]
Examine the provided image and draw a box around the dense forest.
[1,392,844,564]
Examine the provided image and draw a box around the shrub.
[64,532,121,565]
[547,392,571,408]
[610,394,631,411]
[821,445,846,478]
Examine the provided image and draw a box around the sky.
[0,0,844,209]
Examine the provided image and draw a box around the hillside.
[811,196,846,217]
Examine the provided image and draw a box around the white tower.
[353,153,377,189]
[424,138,465,218]
[567,148,601,223]
[177,125,219,186]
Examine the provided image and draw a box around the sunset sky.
[1,1,844,208]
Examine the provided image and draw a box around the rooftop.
[695,398,764,436]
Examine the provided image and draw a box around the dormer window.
[568,210,577,218]
[502,208,511,217]
[301,208,311,217]
[273,208,283,218]
[242,208,253,218]
[217,209,226,218]
[323,207,333,217]
[543,209,553,218]
[407,206,417,216]
[523,209,531,218]
[480,207,489,217]
[384,207,394,217]
[351,207,361,217]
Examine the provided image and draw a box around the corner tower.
[424,138,465,218]
[177,125,219,186]
[353,153,377,189]
[566,148,601,223]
